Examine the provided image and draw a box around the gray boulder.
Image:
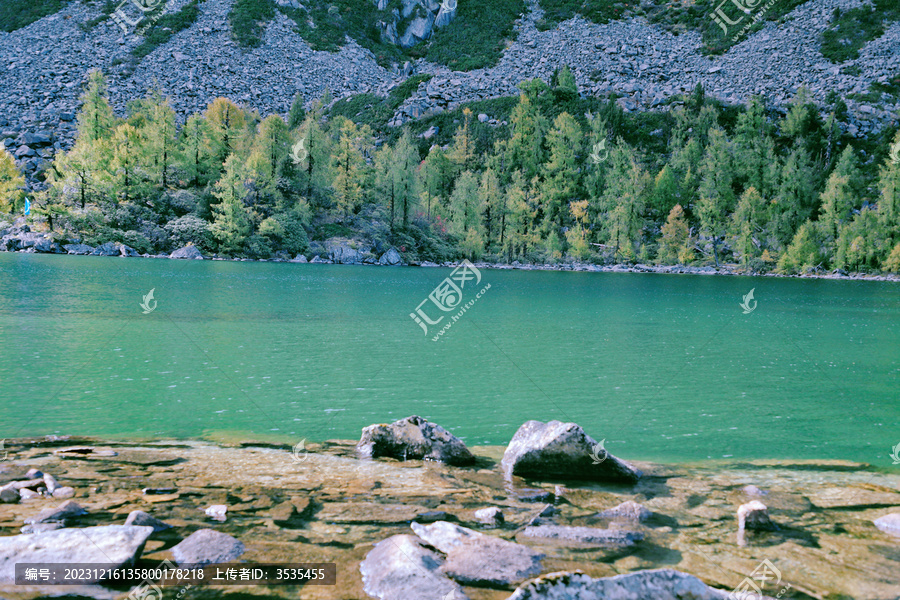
[63,243,94,255]
[873,512,900,537]
[0,525,154,583]
[169,244,203,259]
[357,415,475,466]
[327,239,362,264]
[90,241,120,256]
[171,529,245,566]
[596,500,652,522]
[360,534,466,600]
[521,524,643,547]
[24,500,87,525]
[411,521,543,587]
[501,420,641,483]
[119,243,139,257]
[506,569,737,600]
[473,506,504,527]
[434,1,457,28]
[400,14,435,48]
[290,254,308,263]
[124,510,172,533]
[378,247,402,265]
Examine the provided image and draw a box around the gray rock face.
[521,524,643,547]
[171,529,245,566]
[24,500,87,525]
[596,500,652,522]
[124,510,172,532]
[378,248,402,265]
[411,521,544,587]
[357,415,476,466]
[0,525,154,583]
[873,512,900,537]
[506,569,735,600]
[169,244,203,259]
[360,534,466,600]
[63,243,94,255]
[90,241,120,256]
[501,420,641,483]
[326,239,368,264]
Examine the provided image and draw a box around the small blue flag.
[24,198,30,216]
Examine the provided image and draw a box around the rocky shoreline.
[1,417,899,599]
[2,218,898,283]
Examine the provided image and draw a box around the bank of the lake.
[1,437,899,600]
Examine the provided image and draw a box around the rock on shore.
[357,415,476,466]
[501,420,641,483]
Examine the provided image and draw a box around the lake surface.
[1,253,897,464]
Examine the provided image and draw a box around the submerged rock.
[873,513,900,537]
[0,525,154,583]
[24,500,87,525]
[357,415,476,466]
[171,529,245,567]
[501,420,641,483]
[411,521,544,587]
[596,500,652,522]
[473,506,504,527]
[360,534,466,600]
[521,524,643,547]
[506,568,736,600]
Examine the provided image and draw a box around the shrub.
[164,214,213,251]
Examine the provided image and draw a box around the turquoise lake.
[0,253,897,464]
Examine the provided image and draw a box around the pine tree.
[204,98,249,168]
[696,127,735,265]
[244,115,290,212]
[817,146,860,261]
[449,170,479,237]
[296,109,333,208]
[0,148,24,213]
[599,143,649,261]
[50,140,105,209]
[393,128,420,228]
[657,204,693,265]
[449,108,476,173]
[210,155,251,254]
[650,164,679,220]
[330,118,370,221]
[110,123,145,205]
[778,220,824,274]
[770,146,816,250]
[505,92,548,182]
[421,145,454,218]
[875,132,900,258]
[835,207,879,272]
[287,92,306,129]
[478,167,504,251]
[77,70,116,144]
[179,113,213,188]
[541,112,582,230]
[134,91,177,189]
[730,187,766,265]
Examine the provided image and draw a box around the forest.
[1,68,899,274]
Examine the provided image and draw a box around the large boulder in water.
[357,415,475,466]
[507,569,739,600]
[501,420,641,483]
[0,525,153,583]
[378,247,402,265]
[170,529,245,566]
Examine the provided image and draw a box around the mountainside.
[1,0,898,156]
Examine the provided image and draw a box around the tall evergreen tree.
[211,155,251,254]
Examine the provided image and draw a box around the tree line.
[1,68,899,274]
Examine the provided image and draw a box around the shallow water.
[1,253,897,464]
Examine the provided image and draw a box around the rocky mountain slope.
[0,0,898,165]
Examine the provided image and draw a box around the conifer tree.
[204,98,248,168]
[77,70,116,144]
[657,204,693,265]
[178,113,213,187]
[211,155,251,254]
[287,92,306,129]
[541,112,582,230]
[0,148,24,213]
[449,170,479,237]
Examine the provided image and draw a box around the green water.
[1,253,897,463]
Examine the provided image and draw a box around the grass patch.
[328,74,433,133]
[540,0,638,28]
[78,0,116,32]
[132,0,204,60]
[0,0,70,32]
[820,1,900,63]
[423,0,525,70]
[279,0,407,66]
[229,0,276,48]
